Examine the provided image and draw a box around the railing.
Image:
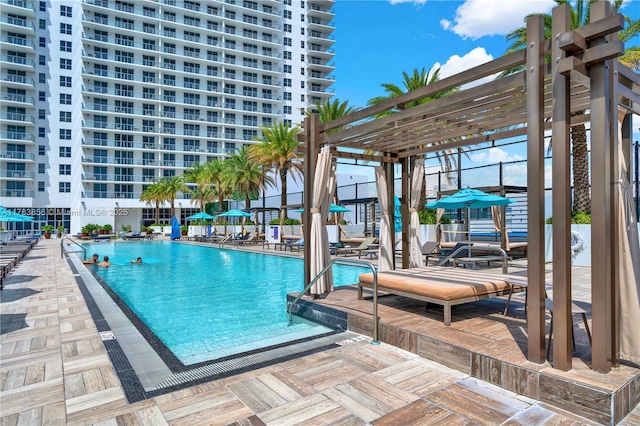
[287,258,380,344]
[60,237,86,260]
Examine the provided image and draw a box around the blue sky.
[325,0,640,180]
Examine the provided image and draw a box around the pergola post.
[385,160,395,270]
[551,4,573,371]
[590,1,616,373]
[303,115,319,289]
[526,14,546,364]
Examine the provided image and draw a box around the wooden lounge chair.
[358,267,527,325]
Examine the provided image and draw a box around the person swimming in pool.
[83,253,99,264]
[130,257,142,263]
[98,256,112,267]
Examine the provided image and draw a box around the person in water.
[130,257,142,263]
[83,253,99,264]
[98,256,112,267]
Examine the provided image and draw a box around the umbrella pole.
[467,206,472,257]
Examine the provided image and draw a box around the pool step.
[148,331,366,393]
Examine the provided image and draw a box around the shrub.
[268,217,301,225]
[102,224,113,231]
[41,225,54,233]
[546,211,591,224]
[418,208,451,225]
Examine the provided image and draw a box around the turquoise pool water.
[83,241,367,365]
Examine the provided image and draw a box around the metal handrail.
[437,244,509,273]
[60,237,87,260]
[287,258,380,344]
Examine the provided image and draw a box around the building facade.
[0,0,335,234]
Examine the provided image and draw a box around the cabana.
[299,0,640,382]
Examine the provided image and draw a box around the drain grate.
[150,331,362,391]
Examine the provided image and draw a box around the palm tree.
[367,66,460,207]
[157,176,189,218]
[503,0,639,213]
[184,163,214,212]
[248,122,303,223]
[204,158,230,214]
[223,146,274,212]
[139,183,165,224]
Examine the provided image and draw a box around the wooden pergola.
[299,1,640,373]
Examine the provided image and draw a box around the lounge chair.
[338,224,368,244]
[336,237,377,256]
[274,238,304,252]
[358,266,527,325]
[421,241,440,264]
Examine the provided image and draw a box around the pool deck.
[1,237,639,425]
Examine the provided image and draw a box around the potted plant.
[42,225,54,239]
[122,224,132,233]
[102,224,113,235]
[180,225,188,236]
[57,225,65,237]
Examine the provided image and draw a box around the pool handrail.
[60,237,87,260]
[437,244,509,274]
[287,258,380,345]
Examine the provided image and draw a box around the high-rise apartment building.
[1,0,335,234]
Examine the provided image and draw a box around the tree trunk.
[155,203,160,224]
[571,114,590,213]
[170,200,175,218]
[279,167,288,225]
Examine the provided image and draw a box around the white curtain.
[409,161,424,268]
[491,205,510,251]
[375,166,394,272]
[310,147,335,295]
[617,109,640,363]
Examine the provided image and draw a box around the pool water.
[84,241,367,365]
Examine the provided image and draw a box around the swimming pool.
[83,241,367,365]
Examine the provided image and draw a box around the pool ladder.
[287,258,380,345]
[60,237,87,260]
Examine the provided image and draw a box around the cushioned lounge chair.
[337,237,377,256]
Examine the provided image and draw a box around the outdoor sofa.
[358,266,527,325]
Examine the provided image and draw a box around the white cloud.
[470,147,524,164]
[433,47,495,88]
[441,0,556,40]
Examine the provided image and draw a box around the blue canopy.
[296,204,351,213]
[170,216,181,240]
[186,212,216,220]
[217,209,252,218]
[426,188,514,210]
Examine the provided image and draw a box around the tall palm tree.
[503,0,639,213]
[248,122,303,223]
[367,66,460,207]
[223,146,274,212]
[184,163,214,212]
[204,158,230,214]
[157,176,189,218]
[139,183,165,224]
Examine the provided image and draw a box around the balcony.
[0,132,35,142]
[0,112,35,124]
[0,189,34,198]
[0,170,34,179]
[0,150,35,161]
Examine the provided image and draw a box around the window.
[39,55,45,66]
[284,37,291,47]
[40,1,46,11]
[39,91,46,102]
[59,182,71,193]
[60,5,72,17]
[60,58,72,70]
[60,129,71,139]
[283,78,291,87]
[300,68,305,75]
[59,147,71,157]
[39,37,46,47]
[284,10,291,19]
[284,51,292,60]
[60,76,71,87]
[38,182,45,192]
[60,41,72,52]
[60,94,72,105]
[283,65,291,73]
[301,94,305,102]
[38,164,45,174]
[60,23,72,35]
[39,109,45,120]
[38,145,45,156]
[39,19,46,30]
[300,28,305,35]
[39,127,45,137]
[59,164,71,175]
[60,111,71,122]
[300,81,305,88]
[301,41,305,48]
[39,73,46,84]
[284,106,292,114]
[283,24,291,32]
[301,13,305,22]
[284,92,292,101]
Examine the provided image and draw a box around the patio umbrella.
[217,209,252,239]
[296,204,351,214]
[426,188,514,256]
[170,216,181,240]
[186,212,216,221]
